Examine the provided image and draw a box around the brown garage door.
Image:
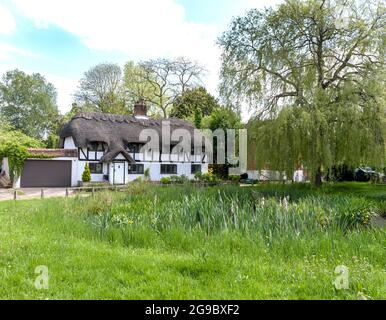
[20,160,72,187]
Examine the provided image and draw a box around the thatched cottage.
[14,100,208,187]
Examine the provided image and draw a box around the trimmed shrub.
[82,163,91,182]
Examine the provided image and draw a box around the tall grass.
[67,183,384,244]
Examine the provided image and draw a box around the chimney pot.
[133,98,147,117]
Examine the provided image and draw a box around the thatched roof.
[59,112,202,163]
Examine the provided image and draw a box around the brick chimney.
[133,98,147,118]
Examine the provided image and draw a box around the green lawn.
[0,182,385,299]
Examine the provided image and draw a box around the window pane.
[128,143,144,153]
[191,164,201,174]
[127,144,136,153]
[161,164,177,174]
[88,142,98,151]
[88,142,105,152]
[89,163,102,174]
[128,164,144,174]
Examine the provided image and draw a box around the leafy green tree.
[75,63,127,114]
[0,120,42,149]
[170,87,218,120]
[201,107,242,178]
[44,133,59,149]
[82,163,91,183]
[193,109,202,129]
[201,107,242,131]
[219,0,385,186]
[0,69,59,140]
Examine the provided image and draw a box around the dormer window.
[88,142,98,151]
[88,142,105,151]
[127,143,143,153]
[85,142,106,161]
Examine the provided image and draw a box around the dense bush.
[194,171,202,181]
[170,175,189,184]
[161,175,190,184]
[200,172,220,183]
[228,175,240,183]
[160,177,171,184]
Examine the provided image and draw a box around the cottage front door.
[113,162,125,185]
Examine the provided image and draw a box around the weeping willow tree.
[219,0,385,186]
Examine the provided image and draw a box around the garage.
[20,160,72,187]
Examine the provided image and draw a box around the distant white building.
[246,168,307,182]
[246,128,308,182]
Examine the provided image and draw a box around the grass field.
[0,182,385,299]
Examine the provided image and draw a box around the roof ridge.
[72,112,194,127]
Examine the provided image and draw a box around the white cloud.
[11,0,217,53]
[10,0,284,119]
[0,42,39,61]
[13,3,217,61]
[0,4,16,34]
[11,0,220,91]
[44,74,78,113]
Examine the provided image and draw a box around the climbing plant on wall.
[0,143,29,182]
[0,120,42,182]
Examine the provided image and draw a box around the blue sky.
[0,0,282,116]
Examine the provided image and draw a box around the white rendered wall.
[63,137,76,149]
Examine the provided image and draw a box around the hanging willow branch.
[220,0,385,185]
